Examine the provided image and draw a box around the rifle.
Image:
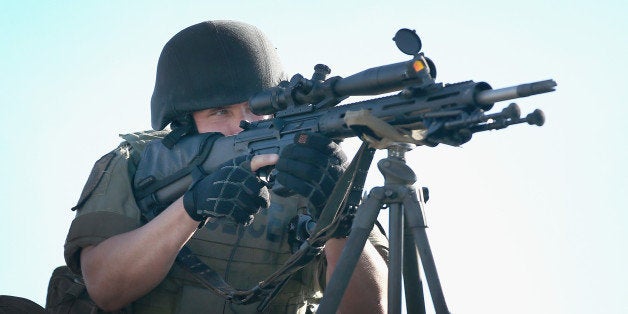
[135,28,555,209]
[133,28,556,309]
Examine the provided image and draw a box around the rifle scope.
[248,57,434,115]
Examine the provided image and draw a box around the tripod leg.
[403,192,450,314]
[317,187,386,314]
[403,217,426,314]
[389,203,404,314]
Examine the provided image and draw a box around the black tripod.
[318,142,450,314]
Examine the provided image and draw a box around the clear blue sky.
[0,1,625,313]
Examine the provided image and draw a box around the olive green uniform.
[64,132,388,313]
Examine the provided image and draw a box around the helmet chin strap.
[162,114,197,149]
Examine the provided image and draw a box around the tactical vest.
[64,130,387,313]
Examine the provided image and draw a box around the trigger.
[256,166,276,187]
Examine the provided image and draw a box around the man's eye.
[210,109,229,116]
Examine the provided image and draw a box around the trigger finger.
[250,154,279,172]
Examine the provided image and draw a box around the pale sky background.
[0,1,625,313]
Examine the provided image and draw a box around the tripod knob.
[378,157,417,185]
[421,186,430,203]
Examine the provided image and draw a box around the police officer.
[64,20,388,313]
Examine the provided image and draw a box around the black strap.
[310,142,375,242]
[175,246,252,302]
[162,115,197,149]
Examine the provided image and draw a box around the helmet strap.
[162,114,197,149]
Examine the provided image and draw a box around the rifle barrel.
[475,79,556,105]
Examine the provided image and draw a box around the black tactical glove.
[275,132,347,218]
[183,155,270,226]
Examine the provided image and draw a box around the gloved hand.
[183,155,270,226]
[275,132,347,218]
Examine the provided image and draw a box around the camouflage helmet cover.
[151,20,284,130]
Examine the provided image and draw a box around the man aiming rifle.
[60,19,554,314]
[62,20,388,314]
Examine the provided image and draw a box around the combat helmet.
[151,20,285,131]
